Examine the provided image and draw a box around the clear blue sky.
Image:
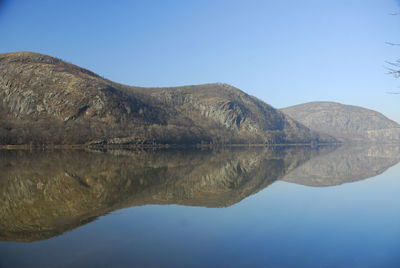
[1,0,399,122]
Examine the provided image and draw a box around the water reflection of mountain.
[0,147,323,242]
[282,144,400,186]
[0,144,399,242]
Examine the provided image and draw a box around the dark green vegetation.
[1,145,399,242]
[281,102,400,143]
[0,52,335,145]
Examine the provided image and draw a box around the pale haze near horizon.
[0,0,399,122]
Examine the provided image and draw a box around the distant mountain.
[281,102,400,142]
[0,52,335,145]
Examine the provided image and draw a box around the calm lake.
[0,145,399,268]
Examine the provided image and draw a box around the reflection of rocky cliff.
[281,144,400,186]
[0,147,324,242]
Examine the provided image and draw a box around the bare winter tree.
[385,12,400,94]
[386,60,400,78]
[386,40,400,78]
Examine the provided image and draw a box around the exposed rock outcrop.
[0,52,335,145]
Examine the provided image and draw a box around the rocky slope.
[0,147,324,242]
[0,52,334,145]
[281,102,400,142]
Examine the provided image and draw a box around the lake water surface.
[0,145,399,268]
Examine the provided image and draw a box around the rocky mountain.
[281,102,400,142]
[0,52,335,145]
[0,147,324,242]
[282,144,400,186]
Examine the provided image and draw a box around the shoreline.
[0,142,344,150]
[1,141,399,151]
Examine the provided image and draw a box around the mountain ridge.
[0,51,335,145]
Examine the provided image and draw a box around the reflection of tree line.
[0,144,399,242]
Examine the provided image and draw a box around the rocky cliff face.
[0,52,334,145]
[0,147,321,242]
[281,102,400,143]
